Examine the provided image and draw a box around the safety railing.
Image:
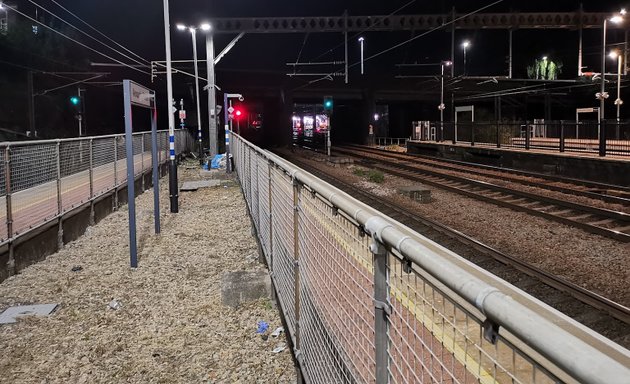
[422,120,630,157]
[0,129,192,244]
[375,137,409,147]
[233,133,630,384]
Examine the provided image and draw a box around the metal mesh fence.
[9,143,58,236]
[92,137,116,197]
[233,134,629,384]
[60,140,91,212]
[298,192,376,383]
[270,166,297,341]
[0,129,191,243]
[421,120,630,157]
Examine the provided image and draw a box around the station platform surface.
[406,140,630,186]
[0,162,296,383]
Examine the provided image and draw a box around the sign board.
[179,110,186,120]
[227,106,235,114]
[576,107,597,113]
[129,81,152,108]
[228,113,234,120]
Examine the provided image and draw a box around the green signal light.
[70,96,80,105]
[325,100,332,108]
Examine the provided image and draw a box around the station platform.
[406,140,630,186]
[0,162,296,383]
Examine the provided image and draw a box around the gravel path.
[0,163,296,384]
[288,149,630,308]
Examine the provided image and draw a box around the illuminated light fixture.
[462,40,470,48]
[200,23,211,31]
[621,9,627,16]
[610,15,623,24]
[443,60,452,66]
[358,36,364,42]
[609,50,620,59]
[542,56,548,60]
[176,24,187,31]
[374,113,379,121]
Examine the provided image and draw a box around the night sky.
[1,0,629,140]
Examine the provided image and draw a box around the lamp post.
[358,37,365,75]
[599,11,625,128]
[177,23,210,165]
[439,61,452,142]
[205,27,218,159]
[162,0,178,213]
[610,50,623,138]
[462,40,470,76]
[0,2,8,33]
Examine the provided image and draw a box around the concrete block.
[221,270,271,308]
[398,185,432,203]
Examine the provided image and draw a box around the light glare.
[176,24,187,31]
[200,23,211,31]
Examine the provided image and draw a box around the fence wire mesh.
[0,130,191,243]
[233,134,627,384]
[9,143,58,236]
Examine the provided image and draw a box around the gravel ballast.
[0,164,296,383]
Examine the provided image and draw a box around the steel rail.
[281,152,630,329]
[348,144,630,206]
[335,146,630,242]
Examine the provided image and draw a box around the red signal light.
[235,109,243,117]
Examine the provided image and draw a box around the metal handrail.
[235,133,630,383]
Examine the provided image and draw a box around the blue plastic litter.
[256,320,269,334]
[211,154,225,169]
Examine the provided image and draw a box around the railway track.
[280,151,630,349]
[348,144,630,206]
[334,146,630,242]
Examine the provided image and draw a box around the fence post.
[471,121,475,146]
[268,160,274,271]
[525,121,531,150]
[140,134,145,191]
[4,146,13,272]
[56,140,63,248]
[89,138,94,225]
[292,178,302,360]
[370,238,390,383]
[599,120,607,157]
[113,137,119,210]
[452,122,457,145]
[559,121,565,153]
[496,122,501,148]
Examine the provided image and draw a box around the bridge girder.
[209,13,622,34]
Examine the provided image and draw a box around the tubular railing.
[233,133,630,384]
[0,129,192,245]
[419,120,630,157]
[375,137,409,147]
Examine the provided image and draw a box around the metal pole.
[616,55,622,123]
[371,239,390,383]
[191,28,203,164]
[440,64,444,142]
[508,29,513,79]
[451,7,455,77]
[600,19,607,122]
[224,93,231,173]
[360,38,364,75]
[463,45,467,76]
[162,0,178,213]
[206,33,218,158]
[344,11,349,84]
[578,24,583,76]
[123,80,138,268]
[27,71,35,137]
[151,97,161,234]
[599,19,608,157]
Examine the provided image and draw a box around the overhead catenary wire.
[3,3,151,76]
[48,0,149,65]
[292,0,504,91]
[27,0,148,67]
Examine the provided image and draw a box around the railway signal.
[323,96,333,113]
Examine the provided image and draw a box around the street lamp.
[598,10,625,137]
[358,37,365,75]
[439,60,452,142]
[461,40,470,76]
[177,22,212,164]
[609,50,623,137]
